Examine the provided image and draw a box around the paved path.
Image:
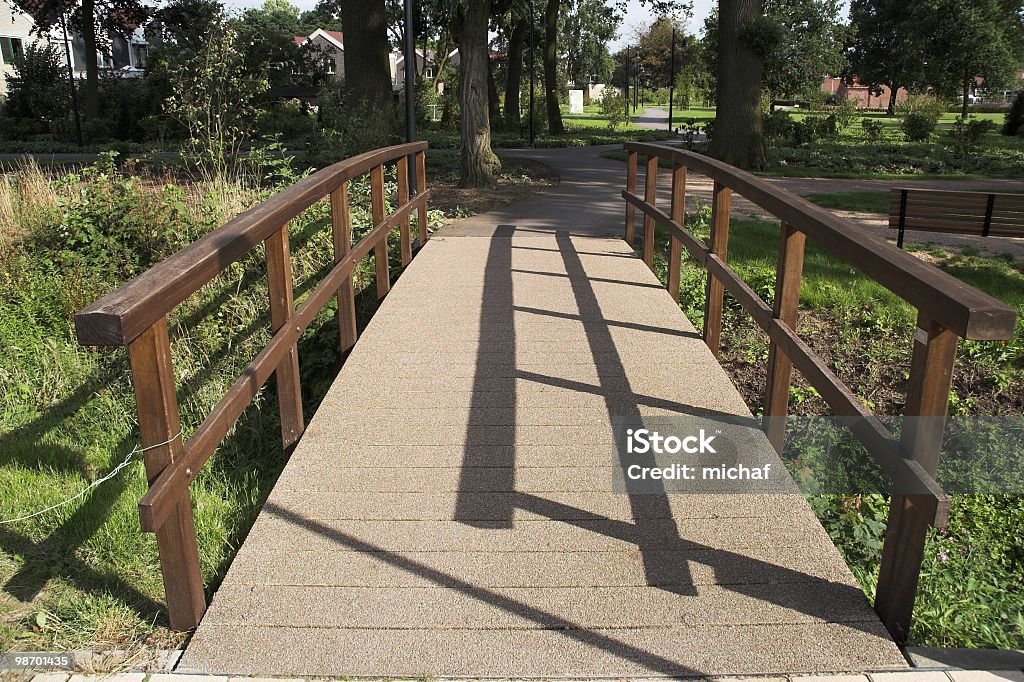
[176,148,910,677]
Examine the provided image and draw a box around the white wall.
[0,0,39,98]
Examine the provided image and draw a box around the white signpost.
[569,89,584,114]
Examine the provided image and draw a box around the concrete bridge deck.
[177,221,907,676]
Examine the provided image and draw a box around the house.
[293,29,344,80]
[820,76,910,110]
[1,0,39,98]
[391,48,438,86]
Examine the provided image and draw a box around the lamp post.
[403,0,416,191]
[668,27,676,133]
[624,45,630,121]
[528,0,535,146]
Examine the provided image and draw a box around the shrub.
[598,87,628,131]
[902,112,939,141]
[948,116,996,154]
[861,118,885,142]
[2,43,69,122]
[764,109,796,140]
[830,97,860,132]
[793,114,837,145]
[1004,91,1024,137]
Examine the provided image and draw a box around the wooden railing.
[74,142,430,630]
[621,142,1017,642]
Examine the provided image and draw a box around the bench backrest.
[889,188,1024,244]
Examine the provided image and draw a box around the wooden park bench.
[890,187,1024,247]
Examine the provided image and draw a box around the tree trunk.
[708,0,765,170]
[543,0,563,135]
[487,53,500,124]
[503,18,528,130]
[458,0,499,188]
[339,0,395,148]
[961,72,970,118]
[888,84,899,116]
[81,0,99,118]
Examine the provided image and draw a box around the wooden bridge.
[75,143,1017,677]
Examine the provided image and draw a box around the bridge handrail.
[620,141,1016,644]
[73,141,431,631]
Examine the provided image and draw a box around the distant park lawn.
[805,191,891,214]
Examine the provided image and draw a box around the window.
[323,56,335,75]
[0,37,24,65]
[131,43,149,69]
[423,65,433,79]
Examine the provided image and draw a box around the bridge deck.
[178,228,907,677]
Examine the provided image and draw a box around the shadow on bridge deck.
[177,224,907,677]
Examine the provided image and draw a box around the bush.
[2,43,69,122]
[861,118,885,142]
[1004,91,1024,137]
[598,87,628,131]
[764,109,796,140]
[902,112,939,141]
[948,116,996,155]
[829,97,860,132]
[256,98,316,143]
[0,116,49,141]
[899,94,945,141]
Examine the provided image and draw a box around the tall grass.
[0,153,438,656]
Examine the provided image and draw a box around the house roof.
[297,28,344,50]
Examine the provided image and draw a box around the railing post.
[415,150,429,245]
[642,155,658,269]
[624,149,638,245]
[667,162,686,302]
[704,181,732,357]
[331,182,358,353]
[397,157,413,267]
[265,226,304,449]
[127,319,206,631]
[371,164,390,300]
[763,222,806,451]
[875,311,958,642]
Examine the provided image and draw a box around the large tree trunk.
[81,0,99,118]
[543,0,563,135]
[458,0,499,188]
[708,0,765,170]
[961,72,971,118]
[503,18,528,130]
[339,0,395,148]
[888,84,899,116]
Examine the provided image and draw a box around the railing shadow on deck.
[619,142,1017,643]
[72,142,432,630]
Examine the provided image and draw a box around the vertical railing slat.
[127,319,206,630]
[704,181,732,357]
[331,182,358,353]
[624,150,638,245]
[416,150,429,245]
[763,222,806,451]
[875,312,958,642]
[667,162,687,302]
[265,226,304,449]
[397,157,413,267]
[642,155,658,269]
[370,164,390,300]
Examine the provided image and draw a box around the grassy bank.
[0,152,552,655]
[640,203,1024,648]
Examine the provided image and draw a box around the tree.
[923,0,1024,117]
[848,0,931,114]
[457,0,501,187]
[708,0,767,170]
[18,0,147,119]
[542,0,564,134]
[561,0,619,91]
[337,0,397,150]
[2,43,69,121]
[760,0,848,100]
[502,16,529,128]
[633,13,692,93]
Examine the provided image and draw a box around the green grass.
[638,204,1024,647]
[805,191,891,214]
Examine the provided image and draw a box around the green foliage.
[861,118,885,142]
[948,116,996,155]
[597,87,628,131]
[902,112,940,142]
[1,43,70,122]
[1004,91,1024,137]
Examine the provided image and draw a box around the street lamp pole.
[668,27,676,133]
[528,0,536,146]
[624,45,630,121]
[403,0,416,191]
